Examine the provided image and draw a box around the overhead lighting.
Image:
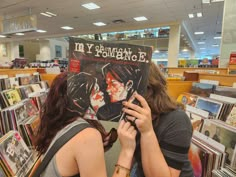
[93,22,106,26]
[154,50,160,53]
[45,11,57,17]
[133,16,148,21]
[202,0,210,4]
[212,44,219,47]
[188,14,194,18]
[36,29,47,33]
[40,11,57,17]
[200,48,206,50]
[211,0,224,2]
[198,42,205,44]
[197,12,203,17]
[82,3,100,10]
[61,26,74,30]
[40,12,52,17]
[0,35,6,38]
[195,32,204,35]
[15,33,25,36]
[182,49,189,52]
[214,36,222,39]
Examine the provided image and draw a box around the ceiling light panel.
[188,14,194,18]
[15,33,24,36]
[93,22,106,26]
[198,42,205,44]
[214,36,222,39]
[82,3,100,10]
[61,26,74,30]
[36,29,47,33]
[46,11,57,16]
[0,35,6,38]
[197,12,203,17]
[133,16,148,21]
[40,12,52,17]
[202,0,210,4]
[195,32,204,35]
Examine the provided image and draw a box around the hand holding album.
[122,93,153,135]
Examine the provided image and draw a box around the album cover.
[200,119,236,169]
[190,82,216,97]
[177,92,198,107]
[68,38,152,122]
[214,86,236,98]
[226,105,236,128]
[0,131,34,177]
[195,97,223,119]
[3,89,22,106]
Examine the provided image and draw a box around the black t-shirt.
[132,109,194,177]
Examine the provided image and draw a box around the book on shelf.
[68,38,152,122]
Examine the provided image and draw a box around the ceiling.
[0,0,224,58]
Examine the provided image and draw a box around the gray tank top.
[40,118,89,177]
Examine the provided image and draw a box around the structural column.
[167,24,181,67]
[219,0,236,67]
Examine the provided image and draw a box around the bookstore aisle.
[176,79,236,177]
[0,71,49,176]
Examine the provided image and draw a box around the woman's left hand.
[122,93,153,135]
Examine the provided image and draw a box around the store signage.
[1,15,37,35]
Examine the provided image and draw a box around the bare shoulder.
[70,127,103,150]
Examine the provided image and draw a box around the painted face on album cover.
[90,82,105,112]
[105,72,128,102]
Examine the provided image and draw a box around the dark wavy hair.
[35,72,116,154]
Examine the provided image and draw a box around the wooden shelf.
[0,68,38,77]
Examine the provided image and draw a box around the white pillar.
[167,24,181,67]
[10,42,20,60]
[219,0,236,67]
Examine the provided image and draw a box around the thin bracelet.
[115,164,130,177]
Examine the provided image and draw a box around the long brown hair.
[145,62,177,122]
[34,72,114,154]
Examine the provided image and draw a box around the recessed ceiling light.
[212,44,219,47]
[93,22,106,26]
[36,29,47,33]
[0,35,6,38]
[195,32,204,35]
[133,16,148,21]
[40,12,52,17]
[200,48,206,50]
[214,36,222,39]
[188,14,194,18]
[61,26,74,30]
[198,42,205,44]
[45,11,57,17]
[15,33,25,36]
[82,3,100,10]
[197,12,203,17]
[154,50,160,53]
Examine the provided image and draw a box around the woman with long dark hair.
[122,62,193,177]
[35,72,137,177]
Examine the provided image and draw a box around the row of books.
[0,73,41,92]
[0,80,49,110]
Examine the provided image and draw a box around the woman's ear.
[125,80,133,91]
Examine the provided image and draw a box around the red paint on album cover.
[70,59,80,73]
